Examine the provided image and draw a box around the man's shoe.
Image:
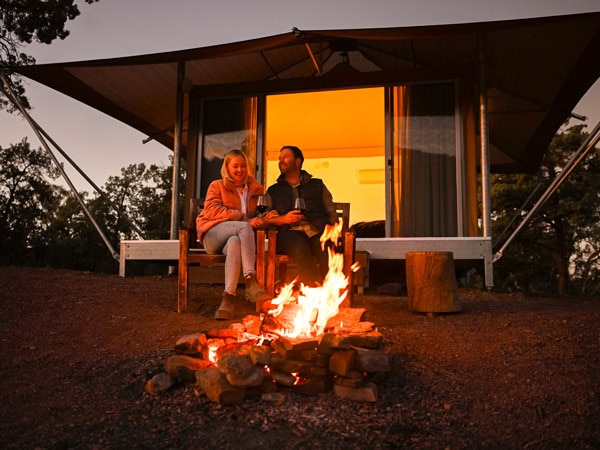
[244,275,272,303]
[215,292,236,320]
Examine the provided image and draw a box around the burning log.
[318,329,382,354]
[270,335,318,359]
[152,279,390,404]
[242,315,263,335]
[156,322,390,404]
[325,307,367,330]
[207,328,239,339]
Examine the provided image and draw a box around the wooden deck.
[119,236,493,289]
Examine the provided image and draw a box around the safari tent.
[9,12,600,289]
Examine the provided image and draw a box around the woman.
[196,149,272,320]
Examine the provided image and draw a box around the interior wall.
[265,88,385,226]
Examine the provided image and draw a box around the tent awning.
[11,11,600,172]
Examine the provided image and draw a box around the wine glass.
[256,195,268,216]
[294,197,306,215]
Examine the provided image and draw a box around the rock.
[329,349,355,376]
[217,349,264,388]
[164,355,212,382]
[242,315,262,335]
[333,382,378,402]
[174,333,207,355]
[145,372,175,394]
[261,392,286,406]
[319,330,382,353]
[271,370,296,387]
[250,345,272,366]
[195,367,245,405]
[352,346,390,372]
[293,377,333,396]
[207,328,239,339]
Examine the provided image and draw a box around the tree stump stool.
[406,251,461,315]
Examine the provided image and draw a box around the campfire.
[147,222,390,405]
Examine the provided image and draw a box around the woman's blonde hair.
[221,149,249,184]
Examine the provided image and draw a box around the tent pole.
[28,116,145,239]
[493,121,600,263]
[169,62,185,274]
[478,34,494,290]
[0,73,120,261]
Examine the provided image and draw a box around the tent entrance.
[265,88,386,227]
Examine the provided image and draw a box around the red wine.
[256,205,268,214]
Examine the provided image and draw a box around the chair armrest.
[255,229,267,288]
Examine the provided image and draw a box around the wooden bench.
[119,240,178,277]
[178,199,266,313]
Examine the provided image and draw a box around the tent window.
[197,97,258,197]
[391,82,458,237]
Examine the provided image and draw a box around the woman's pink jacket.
[195,176,264,242]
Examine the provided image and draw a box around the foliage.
[491,124,600,296]
[0,0,98,111]
[0,138,62,264]
[49,160,179,273]
[0,139,180,274]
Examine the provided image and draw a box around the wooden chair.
[256,202,356,307]
[177,198,266,313]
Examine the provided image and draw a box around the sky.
[2,0,599,193]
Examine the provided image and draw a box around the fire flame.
[207,340,221,364]
[268,220,356,339]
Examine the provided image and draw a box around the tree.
[0,135,181,274]
[491,124,600,296]
[0,138,62,264]
[99,160,178,240]
[0,0,98,111]
[40,161,177,273]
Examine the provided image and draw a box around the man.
[265,145,338,286]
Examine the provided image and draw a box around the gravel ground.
[1,266,599,449]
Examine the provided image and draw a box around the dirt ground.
[1,266,599,449]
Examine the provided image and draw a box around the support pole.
[170,62,185,240]
[29,116,145,239]
[0,73,120,261]
[493,121,600,262]
[169,62,186,274]
[478,34,494,289]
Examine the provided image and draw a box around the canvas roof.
[12,12,600,172]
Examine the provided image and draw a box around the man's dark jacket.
[267,170,331,234]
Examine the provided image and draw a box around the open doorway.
[264,88,385,227]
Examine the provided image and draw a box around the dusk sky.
[2,0,599,192]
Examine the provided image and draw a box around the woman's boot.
[215,291,236,320]
[244,275,272,303]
